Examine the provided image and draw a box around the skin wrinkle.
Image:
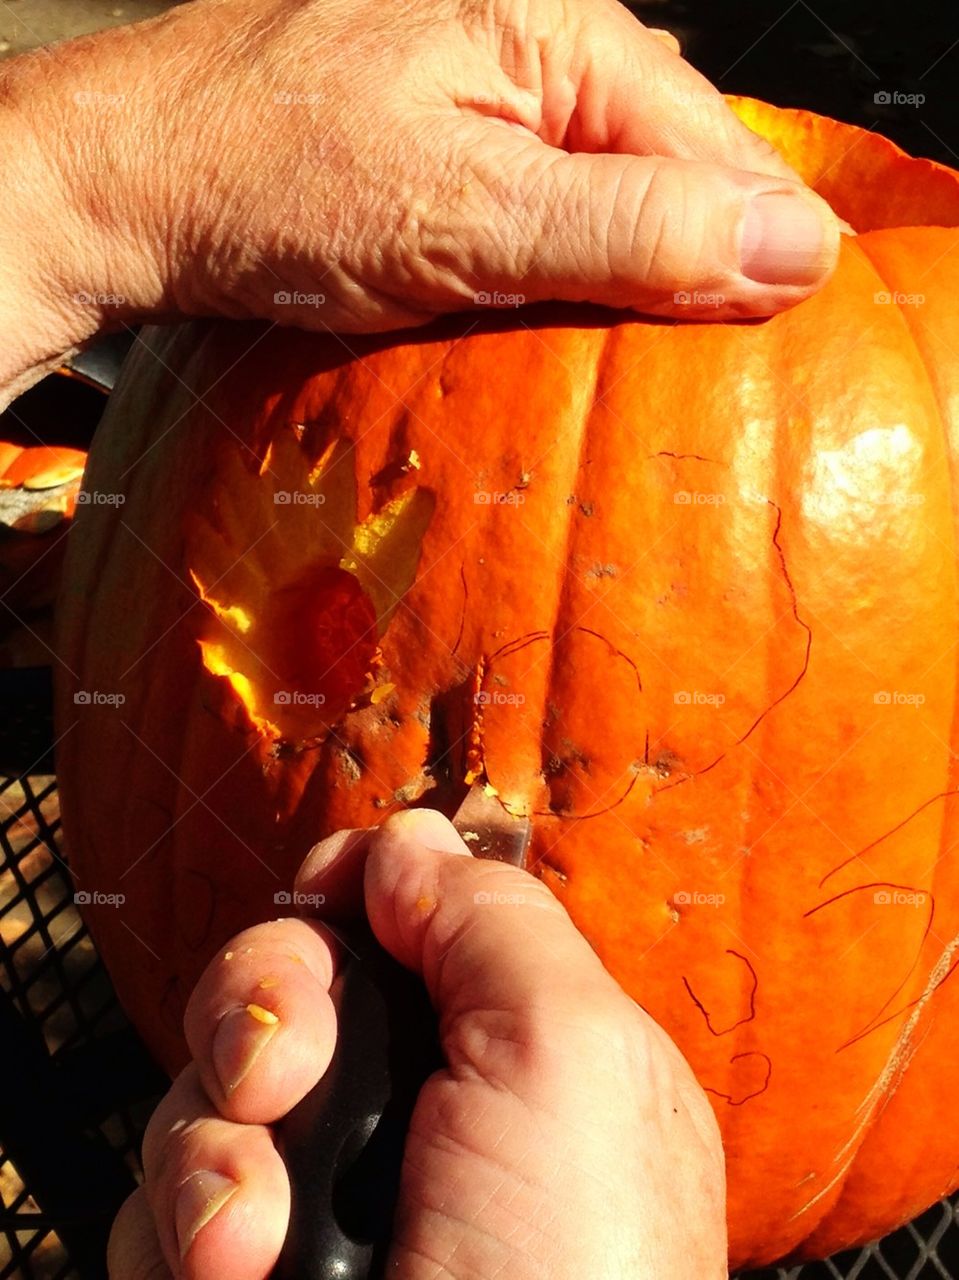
[631,164,681,288]
[404,1121,641,1280]
[412,1044,622,1192]
[396,1157,553,1274]
[434,978,605,1081]
[425,1024,658,1200]
[602,164,629,282]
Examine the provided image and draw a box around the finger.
[363,810,638,1101]
[143,1065,289,1278]
[452,128,840,318]
[108,1187,174,1279]
[569,0,799,185]
[295,827,372,921]
[183,918,338,1124]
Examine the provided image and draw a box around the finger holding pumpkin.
[440,124,840,320]
[183,917,339,1125]
[0,0,845,406]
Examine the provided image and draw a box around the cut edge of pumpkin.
[727,96,959,232]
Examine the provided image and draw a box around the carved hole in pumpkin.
[264,564,378,716]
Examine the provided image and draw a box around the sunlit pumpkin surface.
[56,99,959,1268]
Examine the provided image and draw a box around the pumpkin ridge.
[724,315,800,1186]
[810,930,959,1241]
[853,235,952,492]
[531,323,615,820]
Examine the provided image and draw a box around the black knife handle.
[271,926,443,1280]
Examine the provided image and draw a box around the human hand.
[1,0,841,399]
[107,810,727,1278]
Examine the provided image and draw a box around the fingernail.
[741,192,837,286]
[175,1170,238,1259]
[212,1003,280,1096]
[385,808,471,856]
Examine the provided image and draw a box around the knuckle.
[149,1113,223,1199]
[442,858,563,921]
[141,1068,207,1182]
[442,999,560,1086]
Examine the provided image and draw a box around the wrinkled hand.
[2,0,841,398]
[107,811,727,1279]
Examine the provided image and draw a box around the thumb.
[457,128,842,320]
[364,810,633,1091]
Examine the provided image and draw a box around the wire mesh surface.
[0,765,957,1278]
[0,767,162,1279]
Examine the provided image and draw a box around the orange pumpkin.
[55,100,959,1268]
[0,442,86,646]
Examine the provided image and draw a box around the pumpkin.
[0,442,86,650]
[55,99,959,1269]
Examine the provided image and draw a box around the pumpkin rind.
[55,103,959,1267]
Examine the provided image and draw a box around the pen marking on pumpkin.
[700,500,811,772]
[659,499,811,792]
[702,1052,772,1106]
[576,627,643,694]
[846,953,959,1044]
[790,943,959,1224]
[543,629,645,819]
[803,882,959,1052]
[842,935,957,1052]
[820,787,959,889]
[451,565,469,660]
[649,450,719,464]
[683,950,758,1036]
